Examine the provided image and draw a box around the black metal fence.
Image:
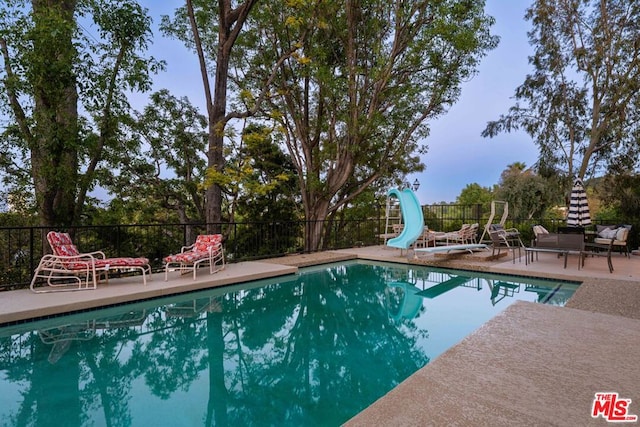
[1,204,636,291]
[0,218,387,291]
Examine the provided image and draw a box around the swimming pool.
[0,260,579,426]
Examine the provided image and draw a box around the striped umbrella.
[566,179,591,226]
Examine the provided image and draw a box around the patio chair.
[440,223,479,245]
[466,223,479,244]
[593,224,632,257]
[164,234,225,281]
[434,224,472,245]
[30,231,151,293]
[489,224,523,243]
[488,229,522,263]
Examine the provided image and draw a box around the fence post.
[29,227,35,278]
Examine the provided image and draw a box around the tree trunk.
[305,198,331,251]
[204,42,229,230]
[187,0,257,233]
[31,0,79,228]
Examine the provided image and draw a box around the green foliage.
[205,124,294,202]
[493,162,560,220]
[102,90,209,224]
[456,183,493,211]
[241,0,498,249]
[231,124,301,255]
[598,173,640,220]
[482,0,640,181]
[0,0,164,226]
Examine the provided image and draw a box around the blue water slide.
[386,188,424,250]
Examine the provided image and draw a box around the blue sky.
[413,0,538,203]
[133,0,539,204]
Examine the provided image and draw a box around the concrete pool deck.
[1,246,639,425]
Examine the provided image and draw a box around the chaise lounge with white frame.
[164,234,225,280]
[30,231,151,293]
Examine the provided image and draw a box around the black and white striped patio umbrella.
[566,179,591,226]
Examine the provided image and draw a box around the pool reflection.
[0,262,578,426]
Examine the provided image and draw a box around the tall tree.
[1,0,79,227]
[248,0,498,250]
[0,0,162,227]
[105,89,209,225]
[161,0,263,232]
[494,162,558,219]
[482,0,640,189]
[456,183,494,211]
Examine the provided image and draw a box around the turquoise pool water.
[0,260,579,426]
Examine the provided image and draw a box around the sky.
[131,0,540,205]
[413,0,539,203]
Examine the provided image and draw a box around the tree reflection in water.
[0,262,576,426]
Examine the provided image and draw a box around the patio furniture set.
[29,231,226,293]
[30,221,630,293]
[524,224,631,273]
[406,221,630,273]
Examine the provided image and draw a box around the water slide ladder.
[382,195,402,244]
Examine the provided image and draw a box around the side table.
[582,242,614,273]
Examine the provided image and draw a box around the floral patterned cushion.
[61,258,109,271]
[164,234,223,264]
[47,232,81,257]
[46,231,149,270]
[194,234,222,252]
[106,257,150,267]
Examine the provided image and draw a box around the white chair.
[30,231,151,293]
[164,234,225,280]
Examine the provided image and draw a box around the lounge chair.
[437,223,480,245]
[414,227,437,248]
[434,223,472,245]
[164,234,225,280]
[30,231,151,293]
[466,223,479,243]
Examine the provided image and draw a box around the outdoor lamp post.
[412,179,420,191]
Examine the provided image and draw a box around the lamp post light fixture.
[412,179,420,191]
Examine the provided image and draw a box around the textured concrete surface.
[2,245,639,426]
[346,302,640,426]
[566,279,640,321]
[0,261,297,325]
[258,251,357,267]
